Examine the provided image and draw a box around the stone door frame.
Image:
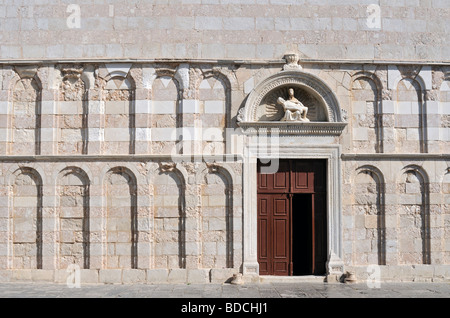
[242,143,344,280]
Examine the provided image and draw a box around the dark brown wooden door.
[257,193,290,276]
[257,159,327,276]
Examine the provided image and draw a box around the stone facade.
[0,1,448,61]
[0,60,447,283]
[0,1,449,284]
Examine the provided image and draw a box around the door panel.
[257,160,290,193]
[259,197,268,216]
[259,219,268,258]
[274,219,288,258]
[274,198,288,215]
[291,161,315,193]
[274,173,288,191]
[257,193,290,276]
[259,174,268,189]
[294,172,309,189]
[257,194,271,276]
[273,261,288,275]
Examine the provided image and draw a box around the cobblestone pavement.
[0,282,448,298]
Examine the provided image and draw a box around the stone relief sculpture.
[277,88,309,122]
[258,85,324,122]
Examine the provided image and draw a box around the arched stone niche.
[238,71,346,135]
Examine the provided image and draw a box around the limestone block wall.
[9,77,41,156]
[350,75,381,153]
[101,77,135,155]
[151,75,180,154]
[3,63,448,159]
[57,167,89,269]
[0,60,448,283]
[198,75,228,156]
[104,168,137,269]
[57,66,87,155]
[9,168,42,270]
[200,167,235,269]
[0,1,448,61]
[153,167,186,269]
[308,64,450,155]
[0,160,243,283]
[342,159,449,281]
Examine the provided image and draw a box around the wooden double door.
[257,159,327,276]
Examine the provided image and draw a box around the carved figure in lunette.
[277,88,309,122]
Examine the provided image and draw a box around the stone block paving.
[0,282,448,298]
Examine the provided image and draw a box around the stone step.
[259,275,326,283]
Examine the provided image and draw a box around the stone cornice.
[0,58,449,66]
[0,154,243,162]
[341,153,450,160]
[238,121,347,136]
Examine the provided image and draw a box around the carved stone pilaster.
[326,251,345,282]
[425,89,439,101]
[14,65,38,80]
[206,162,219,173]
[59,65,85,101]
[158,161,177,173]
[381,88,392,101]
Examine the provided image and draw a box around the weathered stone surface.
[1,2,448,61]
[122,269,146,284]
[99,269,122,284]
[210,269,235,284]
[168,269,187,284]
[187,269,210,284]
[147,269,169,284]
[0,27,448,285]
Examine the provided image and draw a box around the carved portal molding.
[239,121,347,136]
[239,71,345,124]
[238,70,346,136]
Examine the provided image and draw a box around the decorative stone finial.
[283,53,302,71]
